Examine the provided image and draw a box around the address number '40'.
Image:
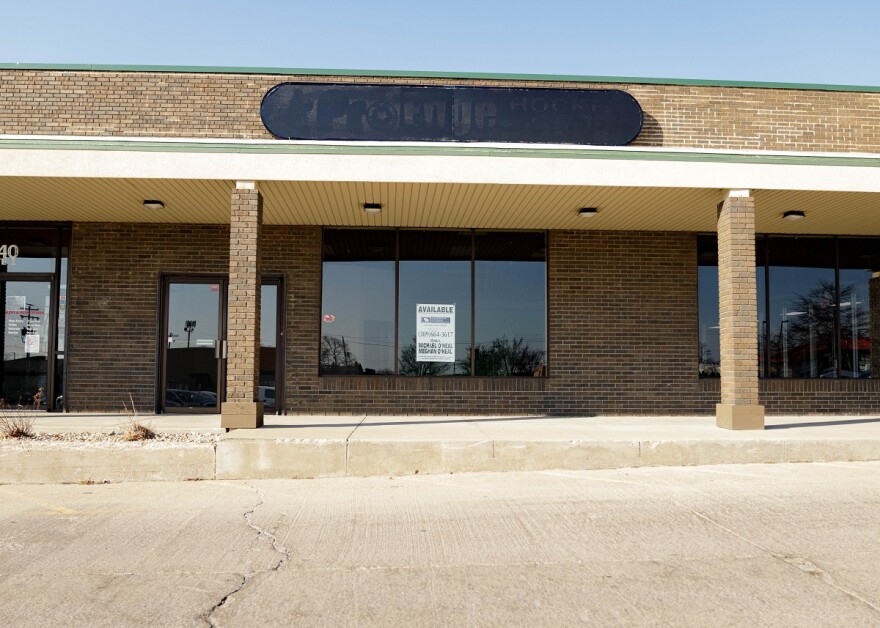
[0,244,19,266]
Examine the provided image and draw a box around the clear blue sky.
[2,0,878,85]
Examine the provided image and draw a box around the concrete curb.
[0,445,216,484]
[2,436,880,484]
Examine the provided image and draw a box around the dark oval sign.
[260,83,642,146]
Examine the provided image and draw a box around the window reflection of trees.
[321,229,547,377]
[398,337,449,376]
[320,335,396,375]
[769,281,869,378]
[698,234,878,380]
[462,336,545,376]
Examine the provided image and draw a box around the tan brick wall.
[3,69,880,152]
[546,230,706,414]
[67,224,708,414]
[717,195,761,407]
[226,187,262,402]
[66,223,230,412]
[66,223,880,415]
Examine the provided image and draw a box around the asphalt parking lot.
[1,462,879,626]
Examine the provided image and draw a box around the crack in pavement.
[545,470,880,617]
[637,477,880,616]
[201,573,247,627]
[200,483,292,627]
[775,554,880,613]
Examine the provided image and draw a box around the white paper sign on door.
[416,304,455,363]
[24,333,40,353]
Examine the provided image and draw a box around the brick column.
[221,181,263,429]
[716,189,764,429]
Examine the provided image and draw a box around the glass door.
[161,278,226,413]
[1,279,54,408]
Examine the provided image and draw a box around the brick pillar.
[221,181,264,429]
[716,190,764,429]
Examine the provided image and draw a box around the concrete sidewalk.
[3,412,880,483]
[218,413,880,478]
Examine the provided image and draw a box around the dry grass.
[0,401,36,439]
[122,421,157,441]
[121,393,156,441]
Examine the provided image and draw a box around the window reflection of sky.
[0,256,56,273]
[321,233,548,375]
[475,260,546,352]
[321,261,396,372]
[260,284,277,347]
[398,260,471,364]
[167,284,219,348]
[697,266,720,365]
[167,283,277,348]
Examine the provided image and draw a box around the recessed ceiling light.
[143,200,165,210]
[783,210,805,221]
[578,207,599,218]
[363,202,382,214]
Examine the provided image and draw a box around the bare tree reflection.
[399,337,450,376]
[320,335,363,375]
[459,336,545,376]
[768,280,869,378]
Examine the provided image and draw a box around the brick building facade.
[3,65,880,428]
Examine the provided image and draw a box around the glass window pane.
[57,257,68,351]
[165,283,220,408]
[838,238,880,378]
[2,281,52,407]
[767,237,836,378]
[260,283,278,408]
[474,232,546,376]
[398,231,472,376]
[697,235,720,378]
[756,237,768,377]
[321,230,395,375]
[0,227,59,274]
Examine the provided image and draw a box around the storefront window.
[699,234,880,379]
[838,238,880,378]
[697,236,720,378]
[398,231,472,376]
[321,228,547,376]
[0,226,58,274]
[321,230,396,375]
[756,239,767,377]
[767,237,836,378]
[474,232,546,376]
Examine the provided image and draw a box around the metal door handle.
[214,340,228,358]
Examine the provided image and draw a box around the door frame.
[0,274,58,410]
[158,275,228,414]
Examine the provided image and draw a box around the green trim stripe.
[2,137,880,168]
[0,62,879,93]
